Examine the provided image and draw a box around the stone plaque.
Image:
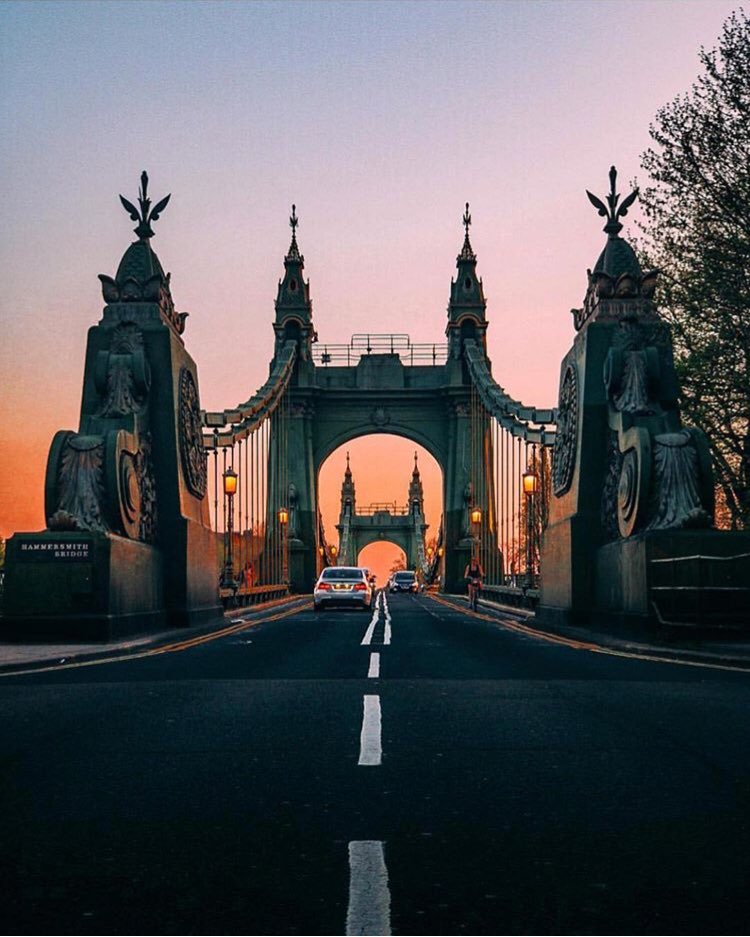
[17,540,92,562]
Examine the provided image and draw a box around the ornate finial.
[586,165,638,238]
[119,171,171,241]
[413,451,419,472]
[459,201,476,261]
[286,203,302,260]
[345,451,350,473]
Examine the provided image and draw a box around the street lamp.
[470,506,482,562]
[222,466,238,587]
[278,507,289,583]
[331,544,338,562]
[522,470,538,588]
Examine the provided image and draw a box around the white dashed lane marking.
[346,841,391,936]
[367,652,380,679]
[358,694,382,766]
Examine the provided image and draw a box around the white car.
[313,567,374,612]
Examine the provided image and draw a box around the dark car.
[389,570,418,593]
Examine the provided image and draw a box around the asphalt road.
[2,592,750,935]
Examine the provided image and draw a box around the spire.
[274,203,315,358]
[409,451,424,513]
[446,201,487,347]
[340,452,356,514]
[458,202,476,261]
[286,203,302,261]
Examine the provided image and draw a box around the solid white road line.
[358,694,382,766]
[367,652,380,679]
[383,621,391,645]
[346,841,392,936]
[361,594,380,646]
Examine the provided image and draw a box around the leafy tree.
[638,10,750,528]
[389,555,406,574]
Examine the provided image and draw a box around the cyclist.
[464,555,484,611]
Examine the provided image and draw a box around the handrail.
[463,339,557,444]
[201,341,297,446]
[314,337,448,367]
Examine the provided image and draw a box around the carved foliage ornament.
[178,367,207,499]
[370,406,390,427]
[552,364,578,497]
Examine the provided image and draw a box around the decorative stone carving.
[137,434,158,543]
[552,364,578,497]
[370,406,390,427]
[461,482,473,538]
[616,446,646,538]
[98,172,188,336]
[287,482,299,540]
[646,431,711,531]
[96,323,150,417]
[600,431,622,542]
[48,434,106,533]
[178,367,207,499]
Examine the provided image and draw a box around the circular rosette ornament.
[552,363,578,497]
[116,446,142,539]
[178,368,207,499]
[616,430,651,538]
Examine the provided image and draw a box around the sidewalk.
[435,593,750,671]
[0,594,309,675]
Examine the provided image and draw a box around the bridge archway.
[357,541,406,586]
[318,436,441,578]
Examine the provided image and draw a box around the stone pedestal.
[2,532,164,640]
[595,529,750,628]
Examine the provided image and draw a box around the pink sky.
[0,0,736,569]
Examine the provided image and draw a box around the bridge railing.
[356,502,410,516]
[313,333,449,367]
[464,339,556,600]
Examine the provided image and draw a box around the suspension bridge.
[4,169,749,639]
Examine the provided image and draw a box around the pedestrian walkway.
[0,594,308,674]
[436,593,750,672]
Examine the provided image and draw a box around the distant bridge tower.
[335,455,429,570]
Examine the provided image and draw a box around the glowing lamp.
[223,467,238,497]
[470,507,482,525]
[278,507,289,525]
[522,471,539,496]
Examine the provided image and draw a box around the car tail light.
[317,582,331,591]
[353,582,367,591]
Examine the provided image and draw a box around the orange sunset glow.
[0,1,736,560]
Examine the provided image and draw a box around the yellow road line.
[0,602,310,678]
[425,593,750,674]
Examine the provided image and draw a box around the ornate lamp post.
[470,506,482,561]
[278,507,289,583]
[522,470,539,588]
[331,544,338,564]
[222,467,238,587]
